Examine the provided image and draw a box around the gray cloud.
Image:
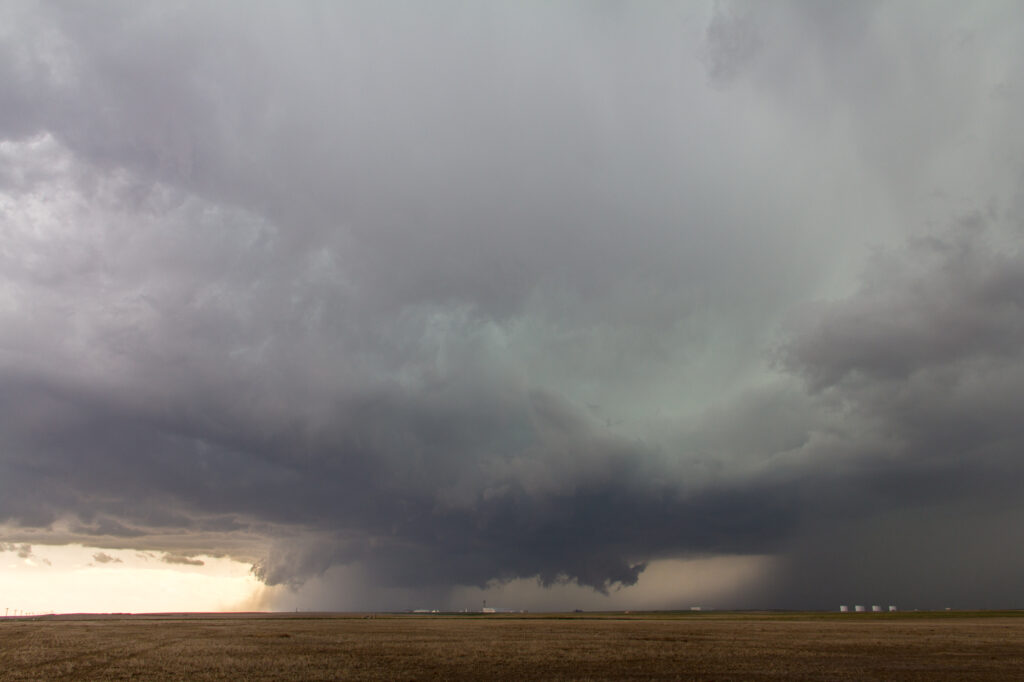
[161,554,205,567]
[92,552,121,564]
[763,226,1024,608]
[0,543,34,559]
[783,223,1024,388]
[1,1,1024,609]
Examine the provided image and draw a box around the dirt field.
[1,611,1022,680]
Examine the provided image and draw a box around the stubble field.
[1,611,1022,680]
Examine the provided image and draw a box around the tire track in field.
[56,635,196,681]
[4,628,192,681]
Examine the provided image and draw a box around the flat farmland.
[1,612,1023,680]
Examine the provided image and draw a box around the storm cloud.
[2,1,1024,609]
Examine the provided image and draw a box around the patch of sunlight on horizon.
[0,544,270,615]
[450,555,777,613]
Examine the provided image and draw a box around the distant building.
[839,605,849,612]
[872,605,882,612]
[889,605,897,612]
[854,605,866,612]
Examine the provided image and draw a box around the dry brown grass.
[1,612,1022,680]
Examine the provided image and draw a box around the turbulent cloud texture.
[2,1,1024,609]
[92,552,121,564]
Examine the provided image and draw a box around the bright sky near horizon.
[0,544,265,614]
[3,1,1024,613]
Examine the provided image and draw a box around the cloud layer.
[2,1,1024,608]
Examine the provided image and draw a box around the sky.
[2,0,1024,613]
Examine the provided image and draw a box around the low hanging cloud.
[161,554,206,567]
[2,1,1024,609]
[92,552,122,565]
[1,543,34,559]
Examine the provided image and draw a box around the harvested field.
[1,611,1023,680]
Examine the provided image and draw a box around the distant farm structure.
[840,604,897,613]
